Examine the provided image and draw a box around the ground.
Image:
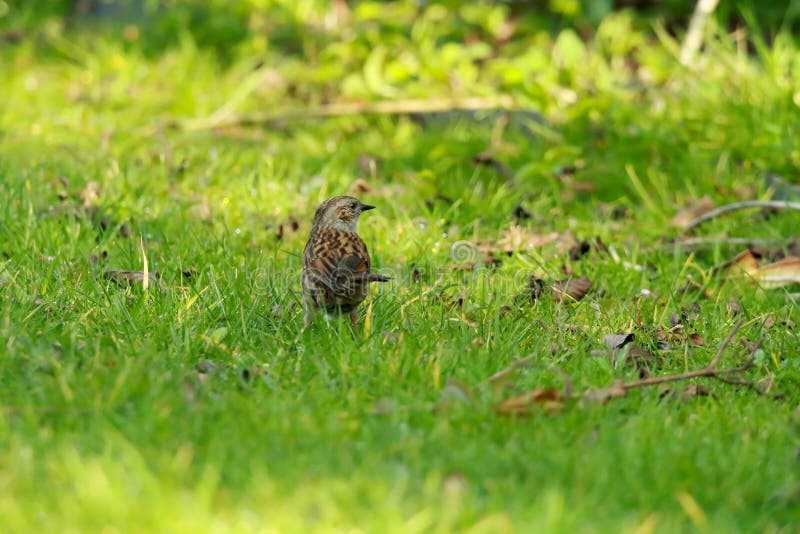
[0,2,798,532]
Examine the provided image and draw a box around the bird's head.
[312,196,376,232]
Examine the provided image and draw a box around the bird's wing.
[305,229,371,289]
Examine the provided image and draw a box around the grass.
[1,2,799,532]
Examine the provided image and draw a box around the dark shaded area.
[3,0,798,58]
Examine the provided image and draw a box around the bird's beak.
[359,203,376,211]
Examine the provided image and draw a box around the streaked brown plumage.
[301,196,390,325]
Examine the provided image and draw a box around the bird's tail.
[355,272,391,283]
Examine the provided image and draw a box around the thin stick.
[181,96,516,131]
[650,236,787,252]
[622,362,752,390]
[680,0,720,66]
[683,200,800,232]
[708,317,745,369]
[487,354,538,384]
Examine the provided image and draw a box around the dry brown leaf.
[753,257,800,289]
[551,276,592,302]
[721,251,800,289]
[442,471,468,496]
[349,177,373,194]
[269,301,298,321]
[104,269,162,289]
[79,181,102,208]
[582,379,627,403]
[487,354,538,394]
[603,333,635,349]
[624,345,662,376]
[722,249,760,277]
[688,333,705,346]
[496,225,561,253]
[671,196,714,228]
[756,376,776,395]
[569,240,592,260]
[493,387,564,415]
[472,151,514,180]
[195,359,217,374]
[659,384,713,401]
[512,204,532,221]
[681,384,712,399]
[435,378,474,413]
[273,216,300,241]
[372,397,396,416]
[520,275,592,303]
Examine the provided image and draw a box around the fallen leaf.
[756,376,776,395]
[442,471,468,496]
[688,333,705,346]
[496,225,562,253]
[582,379,627,403]
[472,151,514,180]
[721,250,800,289]
[372,397,396,416]
[753,257,800,289]
[520,275,592,304]
[603,333,635,349]
[675,274,710,297]
[103,269,162,289]
[671,196,714,228]
[721,249,760,276]
[740,337,762,355]
[512,204,532,221]
[487,354,538,394]
[273,216,300,241]
[207,327,228,343]
[270,301,298,320]
[89,250,108,264]
[727,297,742,315]
[681,384,712,399]
[551,275,592,302]
[435,378,474,413]
[79,181,102,208]
[766,173,800,201]
[569,240,592,260]
[350,176,373,194]
[195,359,217,374]
[410,266,422,283]
[493,387,564,415]
[624,345,662,376]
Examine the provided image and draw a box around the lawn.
[1,1,799,532]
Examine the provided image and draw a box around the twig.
[181,96,516,131]
[712,374,754,386]
[489,318,759,409]
[680,0,720,66]
[487,354,538,385]
[708,317,745,369]
[579,317,751,402]
[683,200,800,233]
[649,236,788,252]
[622,362,752,390]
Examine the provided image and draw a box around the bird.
[301,195,390,326]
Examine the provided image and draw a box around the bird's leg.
[302,294,317,328]
[349,310,358,327]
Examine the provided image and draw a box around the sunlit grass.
[0,2,798,532]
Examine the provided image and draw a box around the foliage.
[0,1,799,531]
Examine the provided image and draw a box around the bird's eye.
[351,202,358,209]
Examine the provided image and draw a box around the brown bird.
[301,196,390,325]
